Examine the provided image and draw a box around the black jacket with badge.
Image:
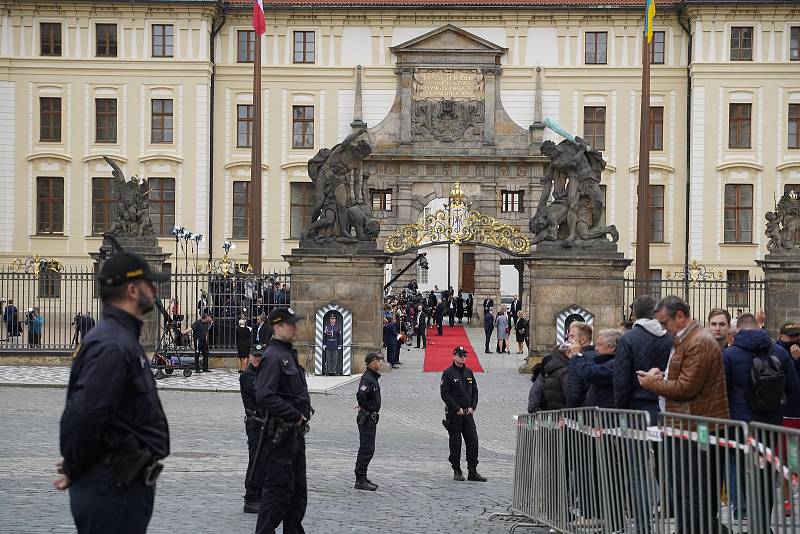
[60,305,170,480]
[440,363,479,413]
[356,367,381,413]
[255,338,312,422]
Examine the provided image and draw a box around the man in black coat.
[383,316,400,369]
[482,296,494,316]
[354,353,382,491]
[435,301,445,336]
[255,307,312,534]
[612,295,672,422]
[240,343,267,513]
[483,309,494,353]
[440,346,486,482]
[415,305,428,349]
[191,314,211,373]
[56,253,170,533]
[509,295,521,327]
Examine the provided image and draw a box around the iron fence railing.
[0,266,290,352]
[623,276,766,325]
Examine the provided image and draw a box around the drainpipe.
[208,1,226,261]
[677,4,692,280]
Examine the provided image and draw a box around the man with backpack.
[723,321,799,524]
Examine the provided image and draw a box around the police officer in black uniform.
[440,346,486,482]
[240,342,268,514]
[255,307,313,534]
[354,352,383,491]
[55,252,170,533]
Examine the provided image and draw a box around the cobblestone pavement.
[0,326,549,534]
[0,365,360,394]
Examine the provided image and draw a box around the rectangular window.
[650,31,665,64]
[730,27,753,61]
[38,266,61,298]
[729,103,751,149]
[290,182,314,239]
[95,98,117,143]
[293,31,315,63]
[370,189,392,212]
[237,104,253,148]
[791,27,800,61]
[96,23,117,57]
[292,105,314,149]
[649,106,664,151]
[789,104,800,149]
[92,178,117,234]
[39,97,61,142]
[583,106,606,150]
[418,261,429,284]
[151,99,173,144]
[238,30,255,63]
[40,23,61,56]
[233,181,251,239]
[649,269,663,301]
[500,190,524,213]
[727,270,750,308]
[37,177,64,234]
[152,24,174,57]
[585,32,607,64]
[724,184,753,243]
[148,178,175,236]
[650,185,665,243]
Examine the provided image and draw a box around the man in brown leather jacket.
[637,295,729,534]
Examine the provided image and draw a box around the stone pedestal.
[285,245,390,375]
[90,234,171,352]
[526,249,631,357]
[756,253,800,336]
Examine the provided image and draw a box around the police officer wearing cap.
[55,252,171,533]
[241,343,268,514]
[440,346,486,482]
[255,307,313,534]
[354,352,383,491]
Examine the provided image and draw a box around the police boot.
[467,469,487,482]
[364,477,379,489]
[354,477,376,491]
[453,468,466,481]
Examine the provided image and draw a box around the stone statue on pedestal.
[103,156,155,238]
[302,132,380,245]
[529,135,618,249]
[765,189,800,252]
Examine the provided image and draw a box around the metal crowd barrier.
[508,408,800,534]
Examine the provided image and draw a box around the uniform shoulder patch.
[360,384,368,391]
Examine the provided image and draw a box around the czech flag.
[252,0,266,36]
[645,0,656,43]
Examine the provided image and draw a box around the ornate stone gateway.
[384,181,531,256]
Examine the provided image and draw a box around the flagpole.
[635,4,652,296]
[249,28,263,274]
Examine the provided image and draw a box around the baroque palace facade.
[1,0,799,297]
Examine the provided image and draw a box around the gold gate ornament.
[384,181,531,255]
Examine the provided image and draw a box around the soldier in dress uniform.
[354,352,383,491]
[323,314,343,375]
[240,343,268,514]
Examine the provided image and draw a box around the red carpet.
[423,325,485,373]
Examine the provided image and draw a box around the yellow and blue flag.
[645,0,656,43]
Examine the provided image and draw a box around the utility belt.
[244,409,265,425]
[101,449,163,488]
[268,416,310,443]
[357,409,380,425]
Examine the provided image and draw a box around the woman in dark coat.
[465,295,474,325]
[455,292,464,324]
[515,310,529,354]
[235,319,252,373]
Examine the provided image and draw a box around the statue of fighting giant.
[529,118,619,249]
[103,156,155,238]
[302,131,380,244]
